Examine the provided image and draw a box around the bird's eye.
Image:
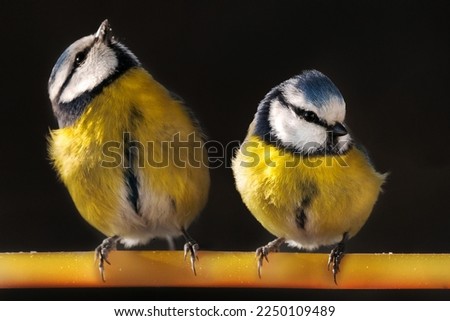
[303,111,319,123]
[74,50,87,67]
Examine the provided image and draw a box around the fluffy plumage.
[48,20,210,280]
[232,70,386,282]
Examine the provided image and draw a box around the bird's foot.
[95,235,119,282]
[255,237,285,278]
[181,228,199,275]
[327,233,348,285]
[184,241,199,275]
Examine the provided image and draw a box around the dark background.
[0,0,449,299]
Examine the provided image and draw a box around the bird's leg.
[255,237,285,278]
[166,236,175,251]
[95,235,120,282]
[327,232,349,285]
[181,228,199,275]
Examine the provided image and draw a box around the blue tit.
[48,20,210,280]
[232,70,386,283]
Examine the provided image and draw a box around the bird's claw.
[255,246,270,278]
[184,241,199,275]
[255,237,285,278]
[327,241,345,285]
[94,236,119,282]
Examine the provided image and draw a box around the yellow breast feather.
[49,68,210,238]
[233,135,385,249]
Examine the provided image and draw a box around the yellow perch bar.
[1,251,449,289]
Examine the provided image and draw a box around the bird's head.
[255,70,352,155]
[48,20,140,128]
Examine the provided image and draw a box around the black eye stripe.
[292,108,316,121]
[277,94,328,127]
[55,44,94,105]
[74,42,95,68]
[74,49,89,67]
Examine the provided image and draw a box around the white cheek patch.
[59,45,118,104]
[269,101,327,153]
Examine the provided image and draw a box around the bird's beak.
[331,122,348,137]
[95,19,113,44]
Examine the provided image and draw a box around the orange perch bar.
[1,251,449,289]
